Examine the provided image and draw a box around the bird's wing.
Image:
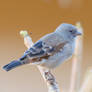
[22,32,68,63]
[24,40,66,61]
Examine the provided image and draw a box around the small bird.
[3,23,82,71]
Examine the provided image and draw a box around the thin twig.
[20,30,60,92]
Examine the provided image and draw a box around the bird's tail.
[3,55,30,72]
[3,60,23,71]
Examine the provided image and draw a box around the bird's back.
[39,32,64,47]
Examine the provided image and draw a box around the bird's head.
[55,23,82,42]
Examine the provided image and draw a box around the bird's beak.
[74,31,82,37]
[76,31,82,36]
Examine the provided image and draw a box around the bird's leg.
[20,30,60,92]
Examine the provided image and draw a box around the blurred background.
[0,0,92,92]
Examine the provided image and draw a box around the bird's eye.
[69,30,73,33]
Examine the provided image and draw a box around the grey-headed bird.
[3,23,82,71]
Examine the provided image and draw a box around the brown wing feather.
[30,42,66,63]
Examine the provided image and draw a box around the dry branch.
[20,30,60,92]
[69,22,83,92]
[79,68,92,92]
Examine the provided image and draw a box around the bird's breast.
[41,41,75,69]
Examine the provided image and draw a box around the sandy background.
[0,0,92,92]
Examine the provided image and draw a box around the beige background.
[0,0,92,92]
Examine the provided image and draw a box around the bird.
[3,23,82,71]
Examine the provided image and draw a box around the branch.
[20,30,60,92]
[79,68,92,92]
[69,22,83,92]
